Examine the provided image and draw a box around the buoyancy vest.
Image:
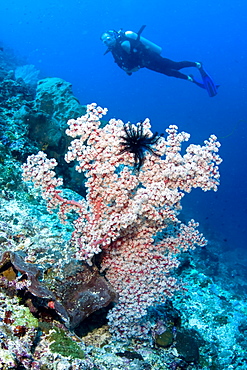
[111,26,162,73]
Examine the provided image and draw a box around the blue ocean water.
[0,0,246,254]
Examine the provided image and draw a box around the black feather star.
[119,121,163,170]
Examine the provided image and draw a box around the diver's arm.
[119,40,140,75]
[121,40,131,54]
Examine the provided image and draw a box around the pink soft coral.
[22,103,222,339]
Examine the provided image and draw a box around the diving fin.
[199,65,219,97]
[189,75,205,89]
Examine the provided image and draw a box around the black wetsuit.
[142,52,197,80]
[110,35,197,80]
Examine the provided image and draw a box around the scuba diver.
[101,25,218,97]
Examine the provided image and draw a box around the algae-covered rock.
[28,77,86,153]
[155,329,173,347]
[175,329,200,363]
[0,251,116,329]
[35,77,85,121]
[48,327,85,359]
[0,292,39,369]
[27,77,87,192]
[0,348,16,369]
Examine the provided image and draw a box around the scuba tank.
[124,25,162,55]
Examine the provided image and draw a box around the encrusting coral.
[22,103,222,339]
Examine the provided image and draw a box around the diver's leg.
[143,55,200,80]
[145,62,190,79]
[163,59,200,70]
[159,68,190,79]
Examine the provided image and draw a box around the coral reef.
[0,292,40,369]
[30,77,86,152]
[0,47,247,369]
[14,64,40,86]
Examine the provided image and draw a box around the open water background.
[0,0,246,254]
